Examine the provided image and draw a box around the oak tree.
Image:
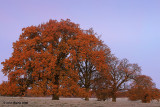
[1,19,93,100]
[128,75,160,103]
[105,56,141,102]
[72,30,110,101]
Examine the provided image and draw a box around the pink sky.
[0,0,160,88]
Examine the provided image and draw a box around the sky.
[0,0,160,88]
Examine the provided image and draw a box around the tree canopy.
[0,19,159,102]
[1,19,108,100]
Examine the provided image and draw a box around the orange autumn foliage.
[1,19,80,99]
[1,19,159,103]
[96,55,141,102]
[71,29,111,101]
[0,81,22,96]
[128,75,160,103]
[92,71,112,101]
[1,19,108,100]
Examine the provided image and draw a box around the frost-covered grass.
[0,96,160,107]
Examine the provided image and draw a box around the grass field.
[0,96,160,107]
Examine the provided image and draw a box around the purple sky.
[0,0,160,88]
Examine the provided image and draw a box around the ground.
[0,96,160,107]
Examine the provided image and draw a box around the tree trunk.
[85,97,89,101]
[112,90,116,102]
[52,74,59,100]
[85,88,89,101]
[52,93,59,100]
[111,86,117,102]
[112,94,116,102]
[142,94,150,103]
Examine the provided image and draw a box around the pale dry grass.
[0,96,160,107]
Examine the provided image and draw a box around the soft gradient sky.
[0,0,160,88]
